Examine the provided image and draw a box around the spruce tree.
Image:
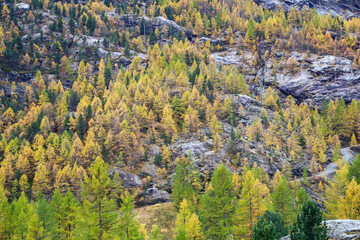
[290,200,327,240]
[76,114,85,140]
[253,211,288,240]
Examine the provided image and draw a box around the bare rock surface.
[119,15,194,39]
[259,52,360,107]
[110,168,143,188]
[254,0,360,18]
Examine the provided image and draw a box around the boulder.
[144,187,171,205]
[326,220,360,240]
[281,219,360,240]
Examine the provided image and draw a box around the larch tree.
[237,170,270,239]
[0,184,11,238]
[161,104,178,142]
[118,192,144,240]
[272,176,295,224]
[80,156,118,240]
[348,154,360,183]
[199,164,237,239]
[325,162,349,218]
[338,179,360,219]
[32,162,51,199]
[58,190,79,238]
[172,156,199,209]
[12,192,34,239]
[174,199,204,240]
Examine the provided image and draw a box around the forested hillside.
[1,0,360,239]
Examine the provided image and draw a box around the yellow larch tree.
[237,170,270,239]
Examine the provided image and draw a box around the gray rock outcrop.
[326,220,360,240]
[109,168,143,188]
[254,0,360,18]
[119,15,194,39]
[259,52,360,107]
[144,187,171,205]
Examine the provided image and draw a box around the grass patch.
[134,202,176,239]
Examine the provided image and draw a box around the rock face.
[281,219,360,240]
[254,0,360,18]
[258,52,360,108]
[119,15,194,39]
[109,168,143,188]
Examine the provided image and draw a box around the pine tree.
[26,212,45,240]
[302,168,309,185]
[161,104,178,142]
[318,181,324,192]
[171,95,184,127]
[186,212,204,240]
[331,100,348,139]
[199,164,236,239]
[290,200,327,240]
[174,199,204,240]
[104,53,112,87]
